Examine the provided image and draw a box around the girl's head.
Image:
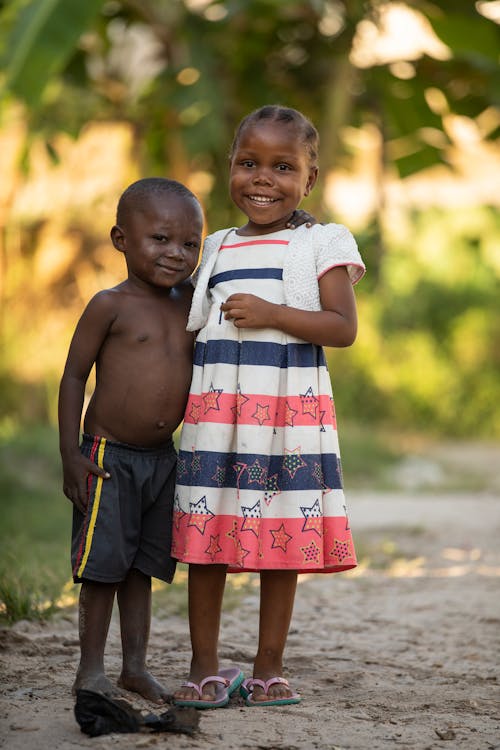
[229,105,319,235]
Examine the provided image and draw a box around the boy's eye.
[185,241,199,249]
[153,234,167,242]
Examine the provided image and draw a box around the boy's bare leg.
[174,563,227,702]
[116,568,168,704]
[251,569,298,701]
[73,580,118,695]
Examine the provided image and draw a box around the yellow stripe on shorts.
[77,437,106,579]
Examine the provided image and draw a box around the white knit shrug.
[186,222,365,332]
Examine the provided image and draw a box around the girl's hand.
[62,452,110,514]
[221,294,275,329]
[286,209,318,229]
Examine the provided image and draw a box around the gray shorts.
[71,434,177,584]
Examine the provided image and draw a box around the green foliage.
[330,206,500,437]
[0,0,105,108]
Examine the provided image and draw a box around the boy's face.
[112,193,203,290]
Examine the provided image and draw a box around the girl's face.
[229,120,318,235]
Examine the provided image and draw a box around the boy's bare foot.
[72,670,121,697]
[118,669,169,704]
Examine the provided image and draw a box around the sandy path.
[1,491,499,750]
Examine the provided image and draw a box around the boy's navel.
[137,334,148,342]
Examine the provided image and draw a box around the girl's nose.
[252,167,274,185]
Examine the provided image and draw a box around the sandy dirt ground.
[1,490,499,750]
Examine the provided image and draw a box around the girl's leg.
[252,569,298,701]
[74,580,117,695]
[117,568,168,704]
[174,563,227,702]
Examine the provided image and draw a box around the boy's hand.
[286,209,318,229]
[62,452,110,514]
[221,294,274,329]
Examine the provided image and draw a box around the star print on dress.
[285,400,298,427]
[188,496,214,534]
[212,464,226,486]
[252,402,271,425]
[241,500,262,536]
[282,446,307,479]
[189,401,202,424]
[191,447,202,474]
[205,534,223,561]
[203,383,223,413]
[319,409,326,433]
[226,520,239,545]
[300,499,323,536]
[233,461,248,499]
[246,458,268,485]
[311,462,331,492]
[232,383,250,417]
[270,523,293,552]
[330,538,353,563]
[173,493,186,531]
[300,386,319,420]
[300,539,321,565]
[264,473,281,506]
[235,539,251,567]
[176,455,187,477]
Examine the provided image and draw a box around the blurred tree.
[1,0,498,229]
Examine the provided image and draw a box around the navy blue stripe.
[177,450,342,492]
[193,340,326,368]
[208,268,283,288]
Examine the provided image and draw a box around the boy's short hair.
[116,177,200,225]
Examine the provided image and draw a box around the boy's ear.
[110,225,125,253]
[304,166,319,197]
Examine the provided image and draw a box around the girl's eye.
[241,160,255,168]
[277,163,291,171]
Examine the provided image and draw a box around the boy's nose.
[166,242,183,257]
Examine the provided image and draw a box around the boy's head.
[111,178,203,290]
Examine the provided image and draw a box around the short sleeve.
[314,223,365,285]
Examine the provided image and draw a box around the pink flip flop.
[240,676,301,707]
[174,667,244,709]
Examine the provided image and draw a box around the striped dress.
[172,228,357,574]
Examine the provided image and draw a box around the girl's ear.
[110,225,125,253]
[304,166,319,196]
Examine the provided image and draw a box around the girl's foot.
[241,676,301,706]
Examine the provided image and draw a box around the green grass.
[0,424,71,622]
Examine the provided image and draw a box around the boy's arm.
[58,292,115,513]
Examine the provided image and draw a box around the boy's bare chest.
[108,299,189,350]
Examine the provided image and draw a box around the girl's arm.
[58,292,115,511]
[220,266,357,347]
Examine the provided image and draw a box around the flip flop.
[218,667,245,696]
[240,677,301,707]
[174,668,244,710]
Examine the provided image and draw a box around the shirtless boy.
[58,177,203,703]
